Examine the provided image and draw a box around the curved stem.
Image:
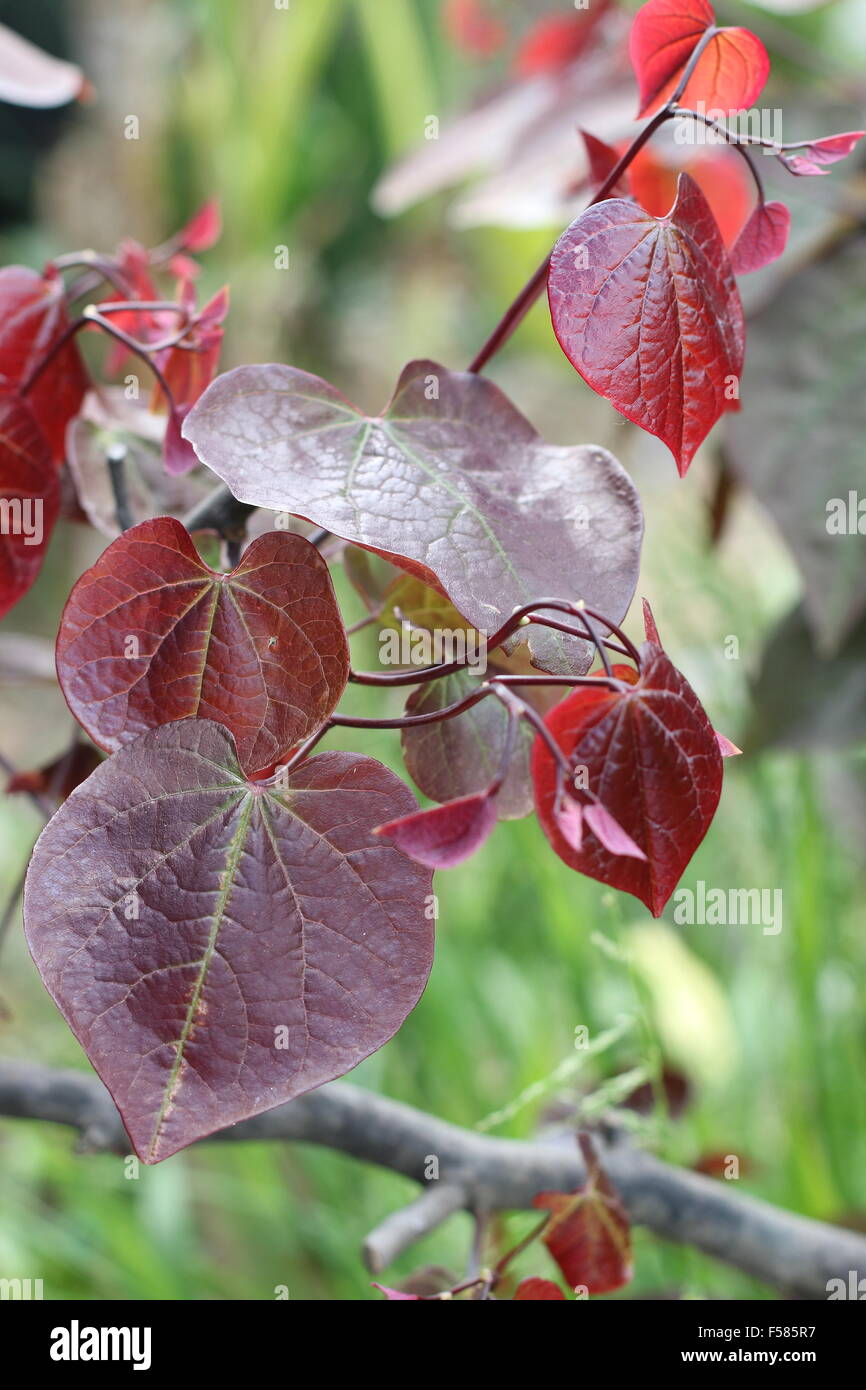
[466,106,676,375]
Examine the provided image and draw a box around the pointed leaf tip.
[375,790,498,869]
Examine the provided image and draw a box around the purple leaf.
[23,720,434,1161]
[183,360,643,675]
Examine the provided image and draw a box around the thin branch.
[0,1061,863,1298]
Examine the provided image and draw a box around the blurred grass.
[0,0,864,1301]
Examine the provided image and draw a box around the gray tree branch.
[0,1059,863,1298]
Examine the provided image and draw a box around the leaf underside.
[183,359,644,675]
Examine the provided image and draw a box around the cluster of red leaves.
[0,201,227,619]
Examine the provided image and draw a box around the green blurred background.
[0,0,864,1300]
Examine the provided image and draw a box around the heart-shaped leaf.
[531,618,723,915]
[628,0,769,117]
[183,359,643,674]
[729,200,790,274]
[533,1134,632,1295]
[56,517,349,776]
[23,720,434,1162]
[0,266,89,463]
[0,392,60,619]
[548,173,744,474]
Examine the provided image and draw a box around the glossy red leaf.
[512,1277,567,1301]
[375,790,497,869]
[628,0,769,117]
[548,172,745,474]
[23,721,434,1162]
[531,618,723,916]
[730,200,790,274]
[183,360,643,674]
[56,517,349,776]
[0,266,89,463]
[0,392,60,619]
[533,1134,632,1295]
[0,21,85,107]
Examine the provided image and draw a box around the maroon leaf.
[533,1134,632,1295]
[23,720,434,1162]
[0,21,86,107]
[56,517,349,776]
[0,392,60,619]
[531,616,723,915]
[628,0,768,117]
[375,791,498,869]
[0,266,89,463]
[729,201,790,274]
[512,1277,567,1301]
[548,173,745,474]
[183,359,643,675]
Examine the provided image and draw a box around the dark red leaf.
[375,790,497,869]
[56,517,349,776]
[155,285,229,415]
[730,200,790,274]
[781,130,864,176]
[628,0,768,117]
[0,266,89,463]
[512,1277,567,1301]
[23,721,434,1162]
[183,360,643,674]
[531,613,723,915]
[533,1134,632,1294]
[0,392,59,619]
[0,21,85,107]
[548,172,745,474]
